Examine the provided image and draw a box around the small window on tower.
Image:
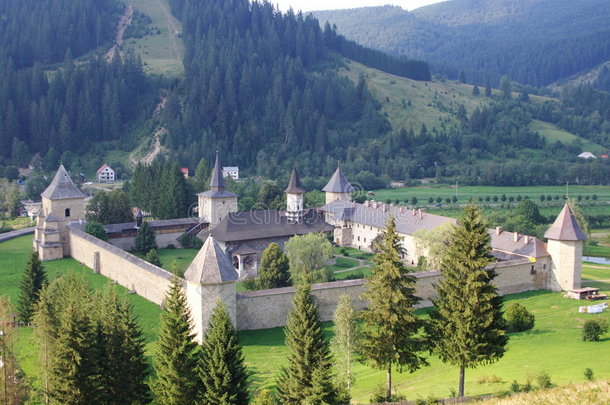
[65,208,71,217]
[530,265,536,274]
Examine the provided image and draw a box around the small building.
[97,164,115,183]
[222,166,239,180]
[578,152,596,159]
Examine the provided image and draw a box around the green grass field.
[530,120,605,153]
[3,236,610,403]
[125,0,184,76]
[134,246,199,275]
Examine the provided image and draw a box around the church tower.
[34,165,86,259]
[197,151,238,228]
[285,167,305,224]
[323,166,354,204]
[544,203,587,291]
[184,236,238,343]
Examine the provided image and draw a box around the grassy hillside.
[341,60,552,133]
[530,120,605,153]
[124,0,184,76]
[477,380,610,404]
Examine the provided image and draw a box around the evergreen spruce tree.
[146,249,163,267]
[331,295,360,403]
[256,243,290,289]
[360,217,427,401]
[96,288,150,405]
[153,274,203,404]
[276,283,338,404]
[200,301,249,405]
[17,250,47,323]
[426,204,508,397]
[135,221,156,254]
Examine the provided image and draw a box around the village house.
[96,163,115,183]
[222,166,239,180]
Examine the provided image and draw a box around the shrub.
[536,370,553,389]
[415,396,439,405]
[251,389,276,405]
[242,278,258,291]
[166,243,176,249]
[370,385,406,402]
[584,368,594,381]
[505,302,535,332]
[342,272,364,280]
[582,319,608,341]
[477,374,504,385]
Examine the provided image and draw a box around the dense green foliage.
[285,233,334,284]
[360,217,427,400]
[314,1,610,87]
[135,221,157,254]
[200,301,249,405]
[582,319,608,342]
[152,274,203,404]
[427,204,508,397]
[162,0,407,173]
[86,190,134,225]
[256,243,291,289]
[145,249,163,267]
[276,283,339,404]
[331,295,361,402]
[85,220,109,242]
[505,302,536,333]
[129,160,192,219]
[0,0,120,68]
[33,275,150,404]
[17,250,47,323]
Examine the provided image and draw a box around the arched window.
[65,208,71,217]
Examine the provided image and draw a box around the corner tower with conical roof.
[197,151,238,228]
[184,236,238,343]
[34,165,86,260]
[323,166,354,204]
[544,203,587,291]
[285,167,305,224]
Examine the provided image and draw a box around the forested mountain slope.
[313,0,610,87]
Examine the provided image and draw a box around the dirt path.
[153,0,181,64]
[106,4,134,62]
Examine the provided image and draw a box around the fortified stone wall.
[236,257,552,331]
[68,227,173,305]
[107,231,187,251]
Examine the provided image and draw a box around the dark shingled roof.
[490,230,549,258]
[184,236,238,284]
[321,200,455,235]
[41,165,85,200]
[323,166,354,193]
[211,209,333,243]
[544,203,587,241]
[45,212,59,223]
[210,151,225,190]
[285,167,305,194]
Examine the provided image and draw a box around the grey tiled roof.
[45,212,59,223]
[285,168,305,194]
[209,151,225,190]
[211,209,333,242]
[321,200,456,235]
[41,165,85,200]
[544,203,587,241]
[197,189,238,199]
[322,167,354,193]
[490,230,549,258]
[184,236,238,284]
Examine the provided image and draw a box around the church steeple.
[285,167,305,224]
[210,150,225,192]
[323,166,354,204]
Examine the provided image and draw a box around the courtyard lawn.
[134,246,199,275]
[3,236,610,403]
[333,267,372,280]
[331,256,359,270]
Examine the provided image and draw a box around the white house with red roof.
[97,163,115,183]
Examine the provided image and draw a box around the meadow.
[2,235,610,403]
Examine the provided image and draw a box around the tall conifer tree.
[427,204,508,397]
[17,250,47,323]
[135,221,157,254]
[276,283,338,404]
[199,301,249,405]
[153,274,202,404]
[360,217,427,401]
[331,295,360,403]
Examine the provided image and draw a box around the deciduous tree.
[285,233,333,284]
[331,295,360,402]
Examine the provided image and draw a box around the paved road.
[0,227,35,243]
